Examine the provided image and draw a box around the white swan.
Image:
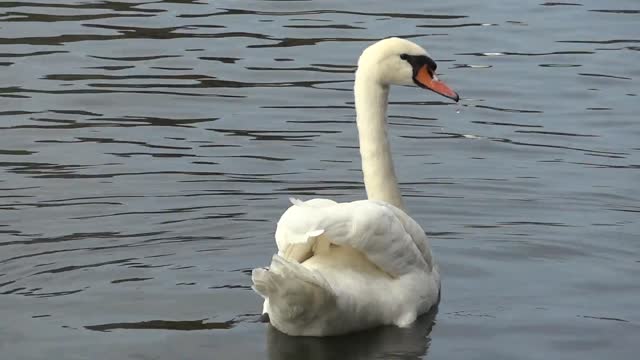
[252,37,459,337]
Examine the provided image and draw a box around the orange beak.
[414,65,459,102]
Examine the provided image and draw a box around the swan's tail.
[252,255,333,326]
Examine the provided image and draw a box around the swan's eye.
[424,56,437,72]
[400,54,409,60]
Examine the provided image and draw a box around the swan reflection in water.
[266,307,438,360]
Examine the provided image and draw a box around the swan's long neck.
[354,69,405,210]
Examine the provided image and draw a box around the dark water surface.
[1,0,639,359]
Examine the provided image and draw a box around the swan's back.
[276,198,435,276]
[252,198,440,336]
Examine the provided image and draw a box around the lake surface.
[1,0,638,359]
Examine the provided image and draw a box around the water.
[1,0,638,358]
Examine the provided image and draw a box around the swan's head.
[357,37,459,102]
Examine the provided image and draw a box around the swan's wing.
[275,198,433,277]
[273,198,337,263]
[384,204,434,271]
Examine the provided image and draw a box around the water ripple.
[0,1,638,359]
[178,8,467,20]
[85,318,238,332]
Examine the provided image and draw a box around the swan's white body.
[252,37,458,336]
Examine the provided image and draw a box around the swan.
[251,37,459,337]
